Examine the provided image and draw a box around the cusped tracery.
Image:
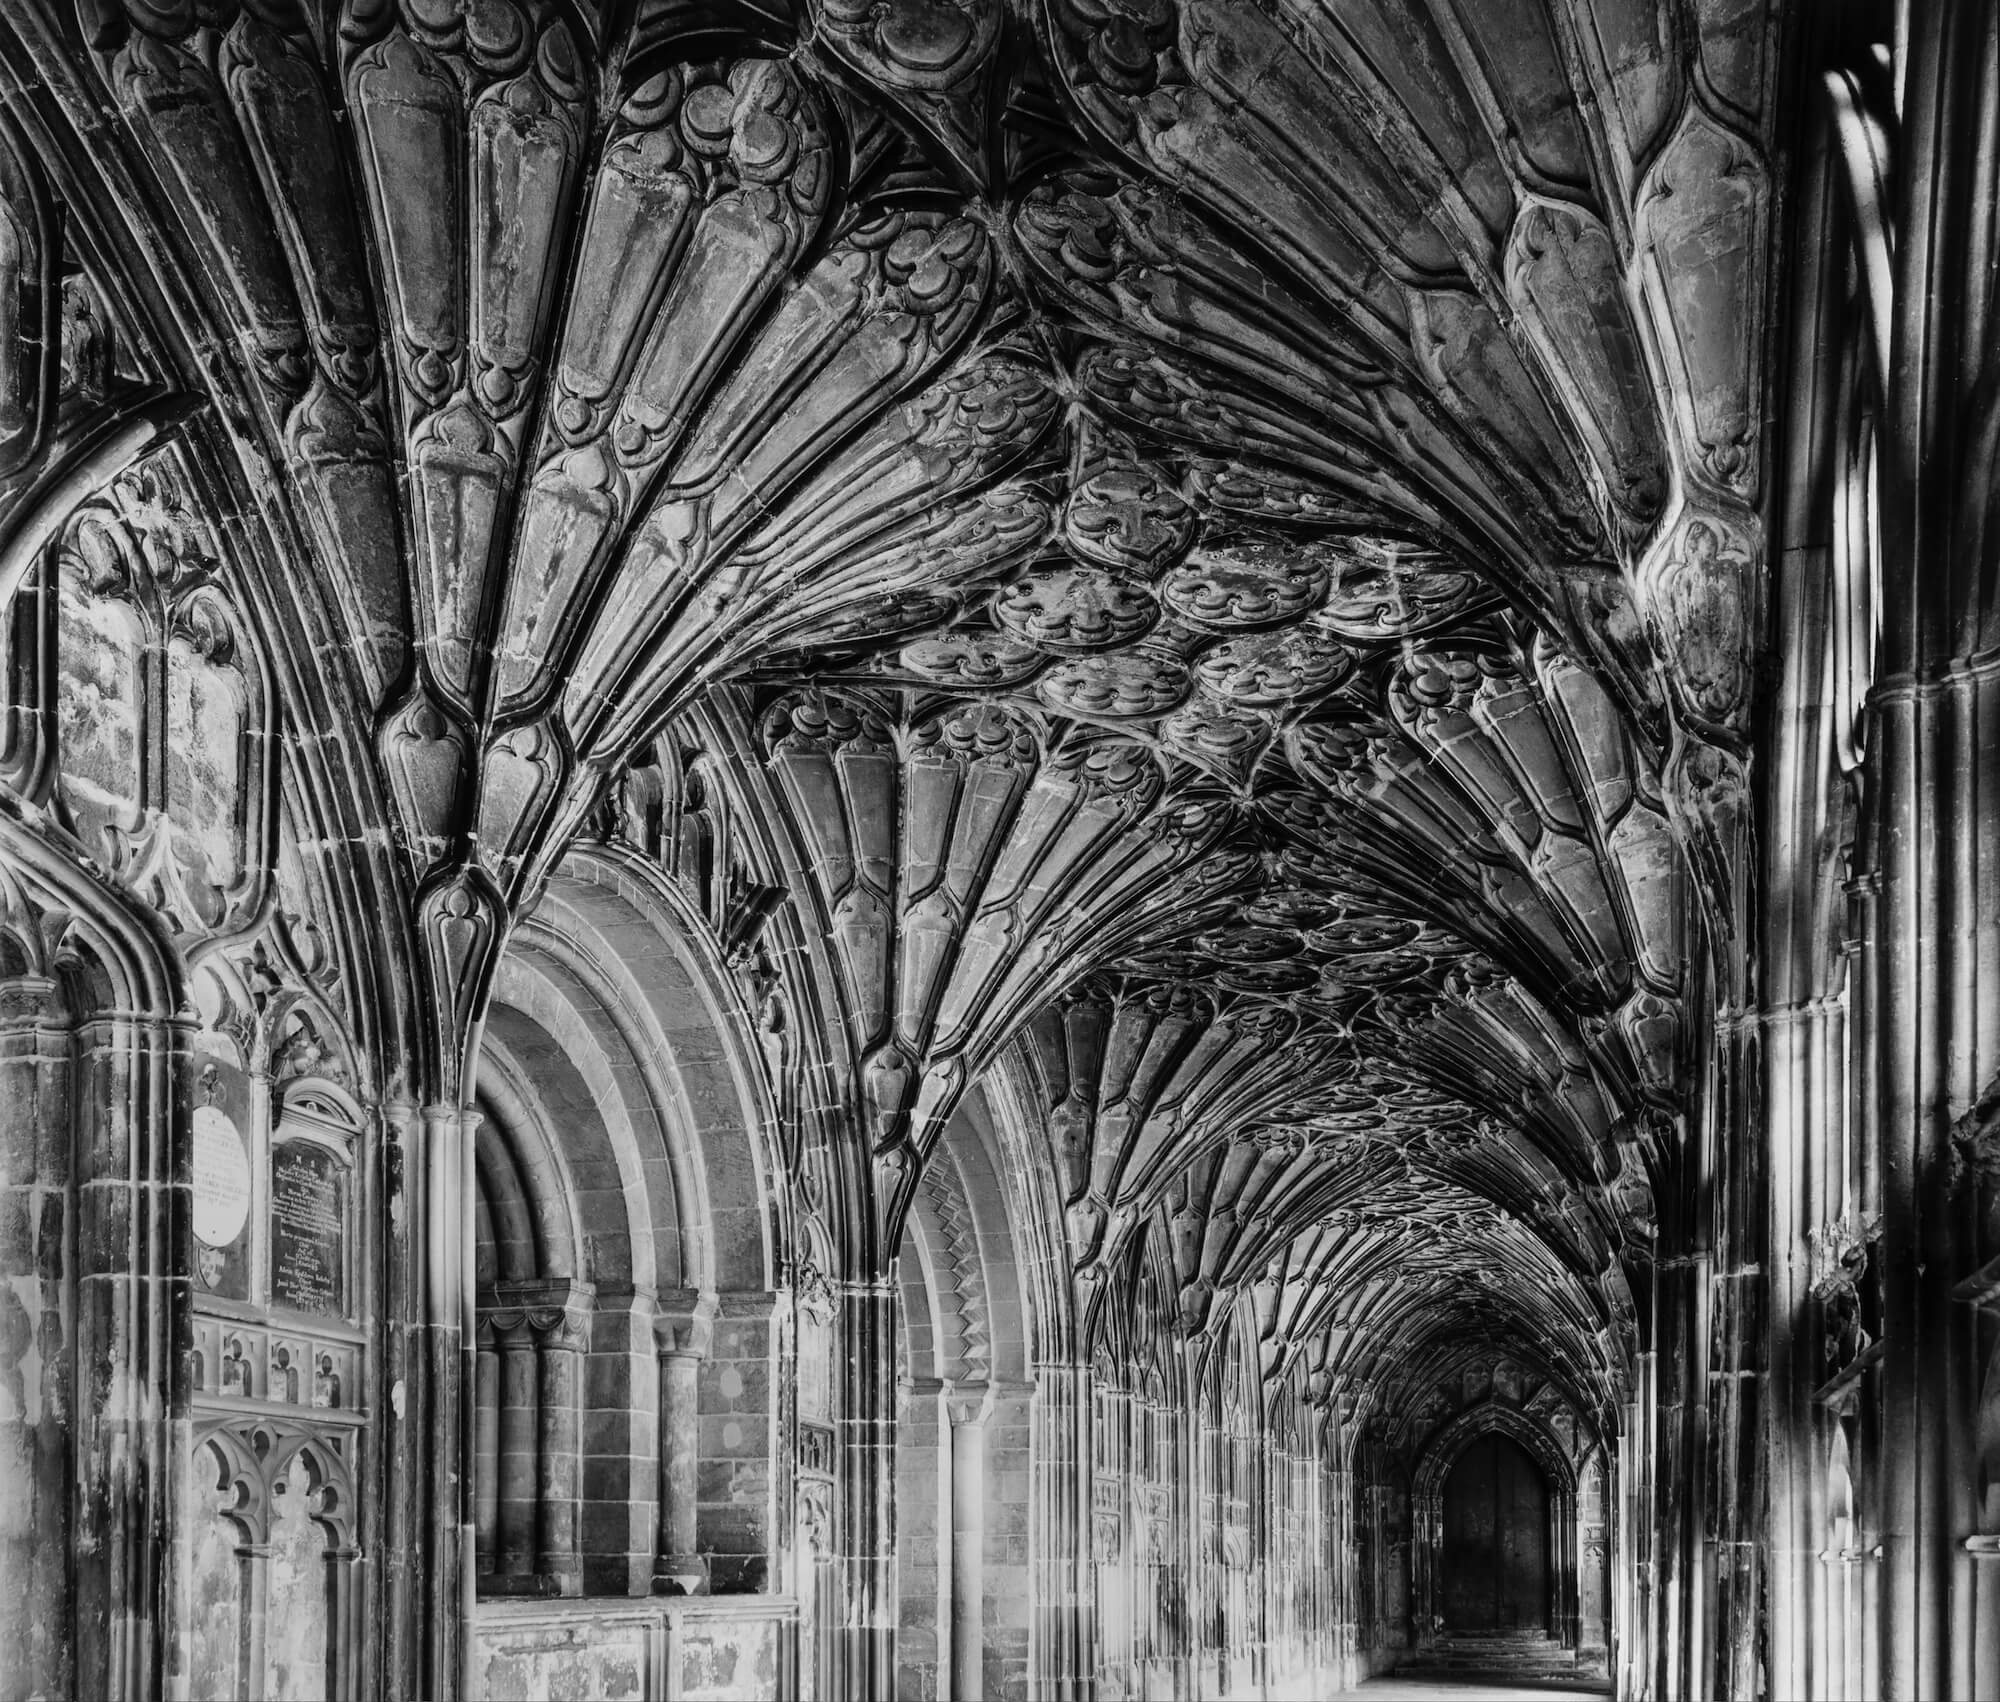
[18,0,1772,1456]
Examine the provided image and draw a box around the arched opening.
[1439,1433,1552,1636]
[886,1095,1037,1701]
[458,842,794,1697]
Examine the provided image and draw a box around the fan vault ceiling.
[0,0,1778,1440]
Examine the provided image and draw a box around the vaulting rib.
[755,690,1271,1245]
[32,0,1765,1501]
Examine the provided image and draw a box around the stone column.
[1625,1359,1657,1699]
[1756,333,1852,1689]
[1031,1358,1094,1701]
[1555,1488,1580,1648]
[69,991,190,1702]
[417,1102,477,1693]
[834,1275,898,1700]
[1846,14,2000,1697]
[1578,1453,1609,1664]
[654,1289,716,1595]
[1194,1401,1223,1690]
[474,1322,499,1574]
[536,1283,593,1597]
[579,1289,661,1597]
[703,1289,782,1592]
[0,972,71,1702]
[1411,1487,1438,1649]
[380,1097,422,1688]
[895,1373,946,1696]
[947,1381,994,1700]
[494,1319,539,1580]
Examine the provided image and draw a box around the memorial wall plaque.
[270,1140,345,1318]
[191,1057,252,1300]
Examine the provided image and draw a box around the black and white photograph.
[0,2,1986,1697]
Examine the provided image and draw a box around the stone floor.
[1327,1679,1614,1700]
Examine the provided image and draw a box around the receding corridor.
[4,1,2000,1699]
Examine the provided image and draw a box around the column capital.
[944,1379,993,1426]
[715,1286,785,1322]
[654,1286,718,1358]
[0,973,62,1028]
[486,1277,595,1349]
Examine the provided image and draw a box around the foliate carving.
[1038,650,1190,720]
[1062,423,1196,573]
[908,700,1037,766]
[1047,738,1165,810]
[1390,647,1516,724]
[1637,512,1757,731]
[1807,1219,1875,1382]
[1159,700,1268,771]
[993,563,1158,653]
[1950,1079,2000,1189]
[797,1477,834,1554]
[1317,538,1490,640]
[815,0,1001,184]
[1047,0,1187,123]
[1192,628,1352,709]
[759,690,892,757]
[58,270,118,407]
[1158,538,1330,633]
[900,632,1044,687]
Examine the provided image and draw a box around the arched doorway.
[1440,1434,1551,1634]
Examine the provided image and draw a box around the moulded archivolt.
[0,110,58,484]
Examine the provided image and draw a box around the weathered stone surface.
[6,0,1991,1699]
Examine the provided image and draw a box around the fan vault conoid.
[0,0,1993,1698]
